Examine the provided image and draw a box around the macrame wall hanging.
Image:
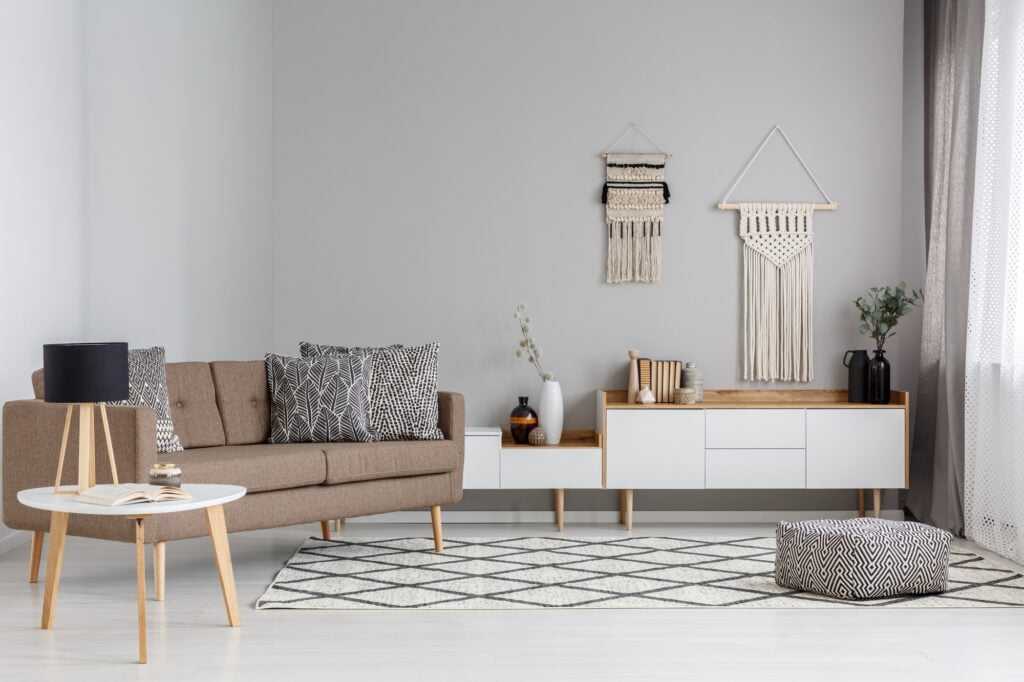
[717,126,838,383]
[602,125,671,283]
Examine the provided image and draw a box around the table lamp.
[43,343,129,494]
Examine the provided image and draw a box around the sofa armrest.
[436,392,465,446]
[3,400,158,529]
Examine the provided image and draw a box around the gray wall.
[0,0,87,545]
[85,0,273,361]
[274,0,916,512]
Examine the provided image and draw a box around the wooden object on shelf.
[600,388,909,409]
[500,429,601,449]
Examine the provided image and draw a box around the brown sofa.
[3,360,465,583]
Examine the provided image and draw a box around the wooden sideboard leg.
[430,505,443,553]
[873,489,882,519]
[554,489,565,532]
[619,490,626,524]
[134,518,148,664]
[41,512,69,629]
[205,505,240,627]
[29,531,44,583]
[624,490,634,531]
[857,489,865,518]
[153,541,166,602]
[320,520,332,541]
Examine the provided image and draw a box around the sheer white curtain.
[964,0,1024,561]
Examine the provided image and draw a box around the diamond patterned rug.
[255,536,1024,609]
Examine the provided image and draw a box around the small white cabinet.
[463,427,501,489]
[806,409,906,489]
[605,409,705,489]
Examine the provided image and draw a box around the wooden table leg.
[205,505,240,627]
[153,541,166,602]
[873,489,882,519]
[554,488,565,532]
[29,531,44,583]
[624,489,634,531]
[430,505,444,553]
[134,518,147,664]
[41,512,69,629]
[858,489,866,518]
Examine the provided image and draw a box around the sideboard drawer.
[705,409,805,449]
[705,449,806,488]
[500,448,602,489]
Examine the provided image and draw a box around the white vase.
[538,380,563,445]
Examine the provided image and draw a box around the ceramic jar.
[682,362,703,402]
[509,396,539,444]
[149,462,182,488]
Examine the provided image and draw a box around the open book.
[76,484,192,507]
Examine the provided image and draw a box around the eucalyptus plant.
[513,303,554,382]
[853,282,923,351]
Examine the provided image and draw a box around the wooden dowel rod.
[716,202,839,211]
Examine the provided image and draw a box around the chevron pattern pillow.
[112,346,183,453]
[775,518,952,600]
[300,341,443,441]
[266,353,378,444]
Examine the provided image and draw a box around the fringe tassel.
[607,221,662,283]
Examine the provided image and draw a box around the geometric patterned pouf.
[775,518,953,600]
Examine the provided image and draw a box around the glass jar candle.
[149,462,182,488]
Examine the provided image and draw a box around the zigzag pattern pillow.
[114,346,183,453]
[266,353,378,444]
[300,342,443,441]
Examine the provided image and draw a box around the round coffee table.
[18,484,246,664]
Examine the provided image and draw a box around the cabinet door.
[806,409,906,489]
[606,410,705,489]
[463,434,500,489]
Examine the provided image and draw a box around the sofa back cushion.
[165,362,226,449]
[210,360,270,445]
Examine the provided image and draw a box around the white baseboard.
[346,509,905,524]
[0,528,28,555]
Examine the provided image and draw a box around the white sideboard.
[463,389,909,531]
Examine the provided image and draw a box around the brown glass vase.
[509,396,538,444]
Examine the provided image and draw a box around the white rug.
[256,536,1024,609]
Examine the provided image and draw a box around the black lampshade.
[43,343,129,403]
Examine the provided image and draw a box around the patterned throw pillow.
[266,353,378,444]
[117,346,183,453]
[300,341,443,441]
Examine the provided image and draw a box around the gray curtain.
[907,0,985,534]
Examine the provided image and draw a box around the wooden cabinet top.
[598,389,909,410]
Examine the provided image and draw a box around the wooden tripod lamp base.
[53,402,119,494]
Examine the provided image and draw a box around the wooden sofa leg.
[153,541,166,601]
[320,521,332,541]
[430,505,443,553]
[334,518,344,532]
[29,531,44,583]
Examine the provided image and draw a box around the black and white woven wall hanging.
[602,125,672,284]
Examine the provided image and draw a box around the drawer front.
[705,449,806,489]
[806,409,906,488]
[605,409,705,489]
[705,409,805,449]
[463,435,501,489]
[500,449,602,489]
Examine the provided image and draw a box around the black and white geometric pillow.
[114,346,183,453]
[300,342,443,441]
[266,353,379,444]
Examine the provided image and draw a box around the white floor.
[2,522,1024,681]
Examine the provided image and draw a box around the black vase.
[509,396,538,444]
[844,350,870,403]
[868,349,891,404]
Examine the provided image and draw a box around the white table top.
[17,484,246,516]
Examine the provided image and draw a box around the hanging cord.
[718,126,836,208]
[603,123,672,158]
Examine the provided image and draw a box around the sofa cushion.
[210,360,270,445]
[322,439,458,485]
[172,443,327,493]
[165,362,226,449]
